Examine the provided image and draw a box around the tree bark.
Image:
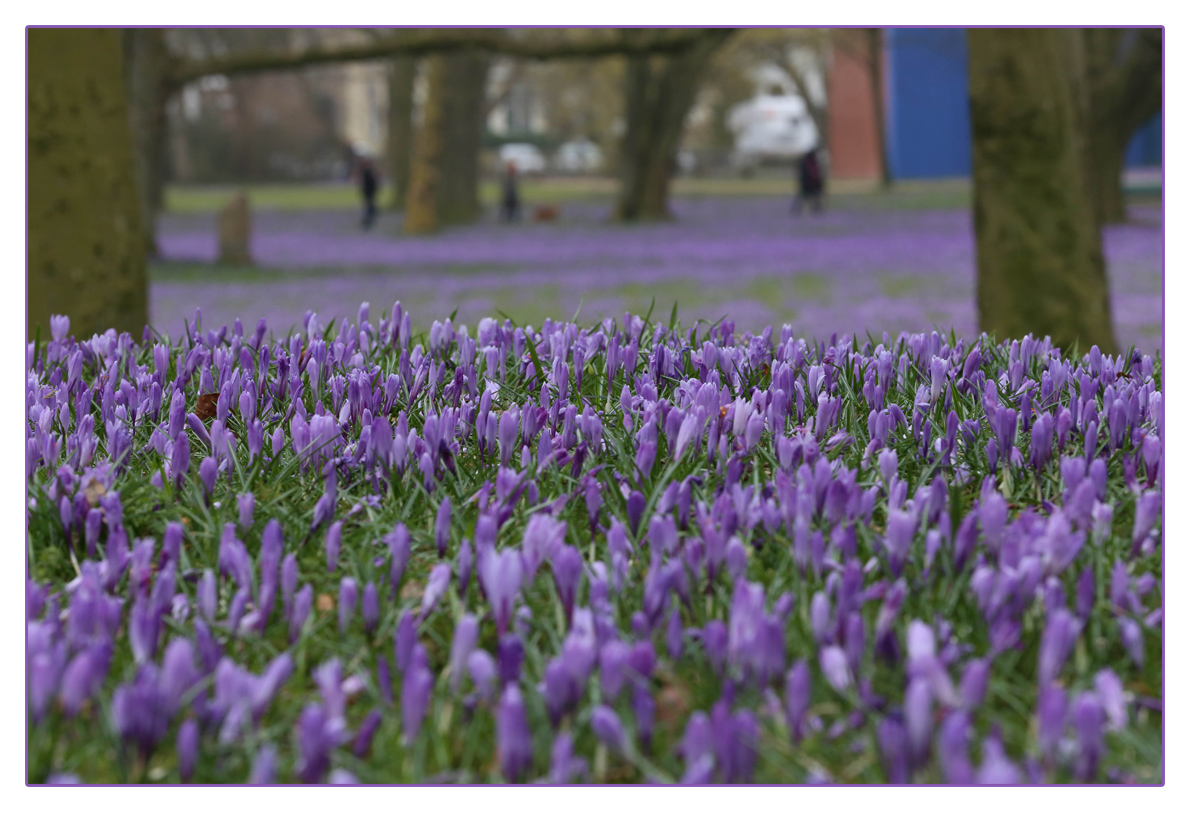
[614,30,733,222]
[968,28,1117,354]
[1082,28,1162,225]
[866,29,892,189]
[404,54,448,235]
[123,28,170,258]
[29,28,147,341]
[437,50,489,226]
[386,55,416,209]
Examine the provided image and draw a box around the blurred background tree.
[29,28,146,341]
[27,27,1160,350]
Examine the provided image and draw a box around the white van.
[499,143,548,176]
[728,94,821,175]
[553,139,603,173]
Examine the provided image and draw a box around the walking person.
[793,147,825,215]
[501,162,521,222]
[357,155,379,230]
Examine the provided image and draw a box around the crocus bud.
[324,521,342,572]
[497,685,534,782]
[338,577,358,635]
[177,718,199,782]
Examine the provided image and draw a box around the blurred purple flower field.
[153,196,1162,352]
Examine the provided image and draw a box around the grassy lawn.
[165,176,980,214]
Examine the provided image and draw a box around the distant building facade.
[827,28,1161,182]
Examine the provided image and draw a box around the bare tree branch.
[165,28,728,89]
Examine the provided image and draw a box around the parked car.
[553,138,604,173]
[727,94,820,175]
[499,143,548,175]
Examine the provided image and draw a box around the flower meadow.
[26,303,1163,785]
[152,198,1163,354]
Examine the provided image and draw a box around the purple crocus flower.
[171,433,190,490]
[1118,617,1145,668]
[394,611,417,673]
[294,702,344,784]
[626,490,646,536]
[784,660,811,742]
[959,658,991,710]
[551,544,584,626]
[128,597,161,664]
[177,718,199,782]
[1035,685,1067,760]
[883,509,915,576]
[376,654,394,705]
[498,633,524,686]
[435,497,452,559]
[497,684,534,782]
[324,521,342,573]
[59,642,111,717]
[362,581,380,637]
[338,577,358,635]
[711,700,759,784]
[820,645,851,693]
[975,731,1021,785]
[468,649,497,701]
[111,665,171,757]
[1095,669,1127,731]
[1037,608,1080,687]
[1070,691,1105,782]
[457,538,473,596]
[388,523,411,597]
[904,677,933,766]
[1131,491,1162,554]
[290,584,313,643]
[877,716,909,783]
[591,704,627,753]
[281,553,299,619]
[246,743,277,784]
[701,619,728,675]
[480,548,523,636]
[198,456,218,501]
[449,614,480,693]
[938,711,973,784]
[352,709,383,758]
[237,492,255,529]
[549,731,588,784]
[420,562,452,619]
[401,645,434,744]
[160,638,199,715]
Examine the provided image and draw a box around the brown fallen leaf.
[317,593,335,612]
[83,479,107,507]
[195,392,219,422]
[400,580,424,601]
[656,683,692,731]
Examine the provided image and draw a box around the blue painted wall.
[885,28,972,180]
[1125,114,1162,168]
[884,29,1162,177]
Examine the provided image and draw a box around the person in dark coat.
[501,162,521,222]
[358,156,379,230]
[793,148,825,215]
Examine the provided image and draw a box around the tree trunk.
[614,30,732,222]
[867,29,892,189]
[968,28,1117,354]
[1086,125,1129,226]
[386,55,416,210]
[29,28,147,341]
[123,28,170,258]
[404,54,448,235]
[437,50,489,226]
[1082,28,1162,226]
